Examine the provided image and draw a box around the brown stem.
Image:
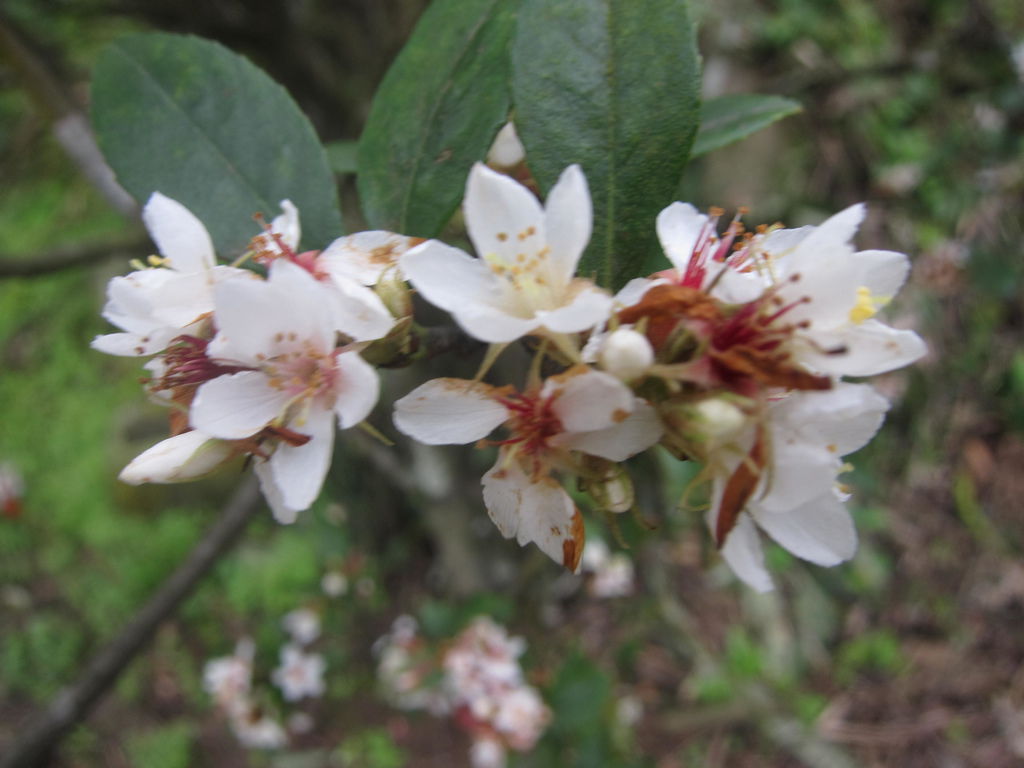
[0,477,262,768]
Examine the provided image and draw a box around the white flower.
[581,540,635,598]
[655,202,927,377]
[231,707,288,750]
[92,192,255,357]
[394,367,662,569]
[317,231,423,286]
[271,644,326,701]
[203,638,254,713]
[402,164,612,343]
[189,259,384,522]
[493,686,550,751]
[321,570,349,597]
[118,430,234,485]
[709,383,890,592]
[281,608,321,646]
[470,737,507,768]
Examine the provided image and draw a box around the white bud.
[486,122,525,169]
[119,431,233,485]
[692,398,747,441]
[598,328,654,381]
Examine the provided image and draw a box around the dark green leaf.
[92,33,343,256]
[691,94,802,158]
[357,0,519,236]
[512,0,701,289]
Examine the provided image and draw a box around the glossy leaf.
[692,94,802,158]
[512,0,701,289]
[92,33,343,256]
[357,0,518,236]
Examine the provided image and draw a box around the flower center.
[154,335,252,391]
[494,390,563,478]
[483,226,562,314]
[264,342,340,423]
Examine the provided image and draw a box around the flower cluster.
[97,157,925,589]
[202,606,327,750]
[96,193,418,522]
[375,615,550,768]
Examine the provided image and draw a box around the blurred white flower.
[202,638,254,715]
[231,706,288,750]
[271,644,326,701]
[321,570,349,597]
[282,608,321,646]
[470,737,507,768]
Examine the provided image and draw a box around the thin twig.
[0,477,262,768]
[0,235,147,279]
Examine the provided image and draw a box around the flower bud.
[120,431,233,484]
[692,398,747,441]
[486,122,526,169]
[598,328,654,381]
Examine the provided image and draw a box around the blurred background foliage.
[0,0,1022,766]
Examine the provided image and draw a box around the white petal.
[772,384,889,456]
[482,457,581,570]
[91,331,172,357]
[191,371,288,439]
[394,379,507,444]
[546,368,634,433]
[255,460,300,524]
[450,302,537,343]
[756,440,838,513]
[401,240,502,313]
[325,274,395,341]
[717,512,773,593]
[534,286,613,334]
[142,192,215,273]
[486,122,525,168]
[333,352,380,428]
[551,398,663,461]
[614,277,658,308]
[656,202,707,272]
[148,271,216,328]
[270,200,301,251]
[544,165,592,283]
[319,231,420,285]
[754,491,856,566]
[856,249,910,297]
[270,405,335,512]
[793,203,865,259]
[119,431,232,484]
[465,163,545,268]
[798,321,927,377]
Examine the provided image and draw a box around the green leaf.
[92,33,343,256]
[691,94,802,158]
[325,140,359,175]
[357,0,519,236]
[512,0,701,289]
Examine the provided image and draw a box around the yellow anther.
[849,286,884,324]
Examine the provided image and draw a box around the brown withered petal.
[716,428,766,547]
